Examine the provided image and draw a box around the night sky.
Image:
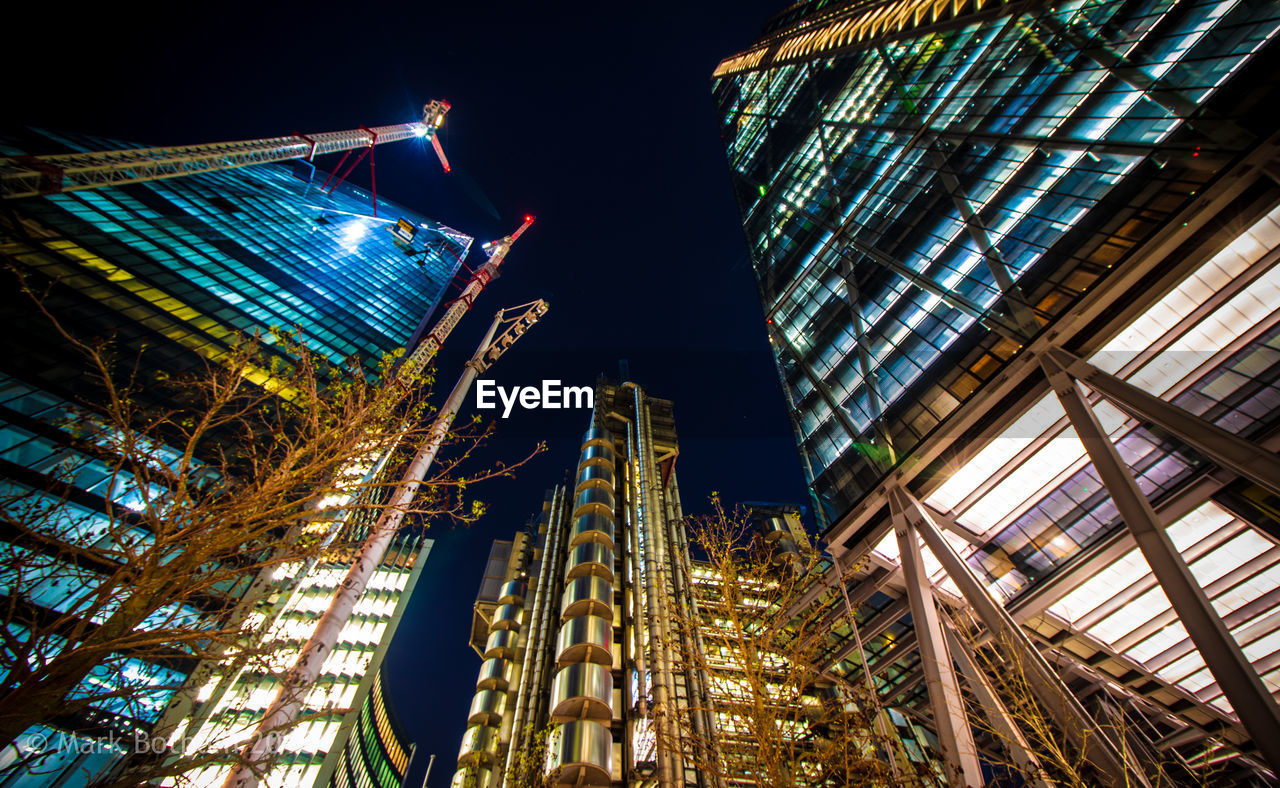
[8,3,812,784]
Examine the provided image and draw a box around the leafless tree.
[661,497,931,788]
[952,617,1231,788]
[0,284,541,785]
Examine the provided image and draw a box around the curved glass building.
[318,668,415,788]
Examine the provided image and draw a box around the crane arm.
[1,102,451,200]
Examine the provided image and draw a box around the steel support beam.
[838,260,897,462]
[820,132,1280,562]
[897,487,1149,788]
[768,325,866,445]
[890,491,984,788]
[845,235,1030,342]
[821,595,910,671]
[927,142,1043,336]
[1044,360,1280,774]
[1033,14,1250,148]
[919,502,988,548]
[1044,346,1280,499]
[943,621,1054,788]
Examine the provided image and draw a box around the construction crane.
[223,299,550,788]
[396,214,536,383]
[0,100,452,200]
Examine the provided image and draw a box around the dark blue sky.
[9,2,808,784]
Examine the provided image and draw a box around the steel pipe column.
[502,485,564,785]
[667,474,725,788]
[633,388,682,787]
[454,573,528,787]
[543,427,616,787]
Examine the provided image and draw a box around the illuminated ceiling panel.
[924,206,1280,589]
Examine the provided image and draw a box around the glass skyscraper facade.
[713,0,1279,528]
[0,129,466,786]
[715,1,1280,783]
[1,129,468,385]
[170,535,429,788]
[318,669,415,788]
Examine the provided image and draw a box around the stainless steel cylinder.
[476,657,514,691]
[451,766,493,788]
[580,426,614,452]
[568,512,615,550]
[468,689,507,727]
[559,575,613,622]
[497,578,527,605]
[457,723,500,764]
[489,604,523,631]
[759,515,792,541]
[544,720,612,787]
[574,462,615,494]
[549,662,614,723]
[544,424,617,786]
[564,542,614,582]
[572,487,614,519]
[554,613,613,667]
[483,628,518,660]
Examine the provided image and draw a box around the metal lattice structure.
[396,215,537,382]
[1,101,450,200]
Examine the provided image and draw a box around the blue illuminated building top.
[1,129,469,379]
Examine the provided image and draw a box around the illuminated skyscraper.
[0,129,466,786]
[713,0,1280,784]
[169,534,430,788]
[316,667,417,788]
[446,383,937,788]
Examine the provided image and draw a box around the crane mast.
[222,299,549,788]
[0,100,452,200]
[397,214,536,382]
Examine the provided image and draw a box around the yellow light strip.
[713,0,984,77]
[5,235,304,401]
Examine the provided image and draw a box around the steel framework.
[0,101,451,200]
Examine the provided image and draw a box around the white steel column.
[888,489,984,788]
[942,622,1054,788]
[223,303,546,788]
[1043,347,1280,498]
[898,488,1149,788]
